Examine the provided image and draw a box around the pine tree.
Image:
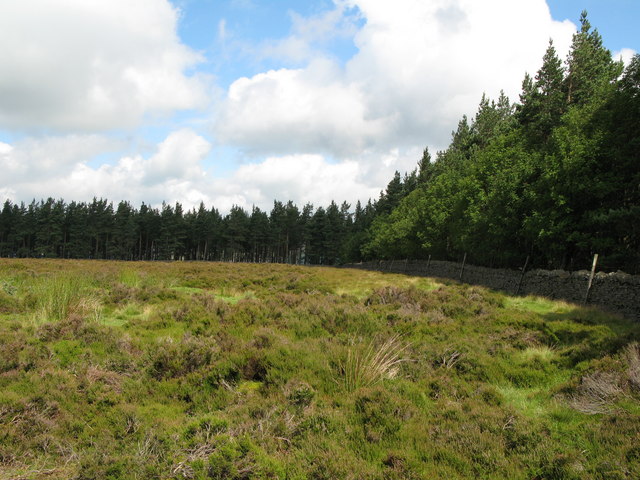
[417,147,433,185]
[0,200,16,256]
[564,11,622,107]
[519,40,565,145]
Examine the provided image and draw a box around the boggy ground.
[0,259,639,479]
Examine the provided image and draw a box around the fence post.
[404,258,409,273]
[459,253,467,282]
[516,255,530,295]
[583,254,599,305]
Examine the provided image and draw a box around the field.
[1,259,639,479]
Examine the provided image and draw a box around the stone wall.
[343,259,640,320]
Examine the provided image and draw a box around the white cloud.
[218,19,228,43]
[258,5,360,63]
[143,129,210,183]
[0,135,119,184]
[211,154,378,211]
[214,0,576,156]
[202,145,423,212]
[0,130,212,208]
[614,48,637,67]
[215,58,390,157]
[0,0,208,132]
[0,128,417,214]
[4,0,615,215]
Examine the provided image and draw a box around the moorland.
[1,259,639,479]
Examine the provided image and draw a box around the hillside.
[1,259,639,479]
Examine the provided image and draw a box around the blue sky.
[0,0,637,212]
[547,0,638,54]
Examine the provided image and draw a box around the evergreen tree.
[224,206,250,261]
[564,11,622,107]
[249,206,270,262]
[417,147,434,185]
[0,201,16,256]
[111,201,137,259]
[519,40,565,145]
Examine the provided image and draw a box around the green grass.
[503,295,571,315]
[0,258,639,479]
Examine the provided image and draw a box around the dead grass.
[570,371,623,414]
[340,335,411,392]
[626,342,640,390]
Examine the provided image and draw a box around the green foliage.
[362,13,639,272]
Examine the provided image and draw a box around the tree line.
[1,13,638,272]
[362,13,640,273]
[0,197,380,265]
[0,168,422,265]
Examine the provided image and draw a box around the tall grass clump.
[31,273,92,323]
[626,342,640,390]
[569,371,623,414]
[340,335,410,392]
[119,269,141,288]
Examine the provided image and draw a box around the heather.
[1,259,639,479]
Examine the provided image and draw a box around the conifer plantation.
[364,13,639,272]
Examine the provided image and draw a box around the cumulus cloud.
[0,129,212,208]
[214,0,576,156]
[0,0,208,132]
[215,58,390,157]
[614,48,637,67]
[0,135,119,184]
[209,154,380,212]
[6,0,628,215]
[258,5,360,63]
[0,130,413,214]
[143,129,211,183]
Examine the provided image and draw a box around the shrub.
[0,287,18,313]
[354,387,406,443]
[285,380,315,408]
[206,435,285,479]
[146,335,218,380]
[184,415,228,443]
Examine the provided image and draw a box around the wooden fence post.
[583,254,599,305]
[459,253,467,282]
[404,258,409,273]
[516,255,530,295]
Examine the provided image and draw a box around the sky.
[0,0,637,213]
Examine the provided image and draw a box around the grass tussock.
[340,335,410,392]
[570,371,623,414]
[30,273,96,323]
[626,342,640,390]
[0,258,639,479]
